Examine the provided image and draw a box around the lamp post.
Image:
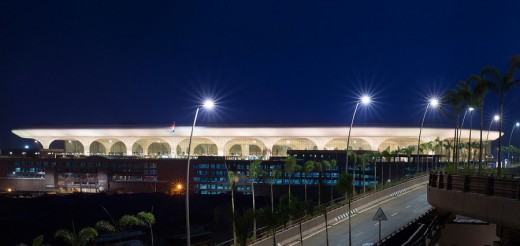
[345,95,371,246]
[185,100,214,246]
[467,107,474,166]
[457,107,472,163]
[507,122,520,167]
[417,98,439,174]
[485,115,500,162]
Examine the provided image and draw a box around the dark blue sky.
[1,1,520,148]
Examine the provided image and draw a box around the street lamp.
[417,98,439,174]
[345,95,371,170]
[485,115,500,161]
[507,122,520,166]
[186,99,214,246]
[345,94,371,246]
[467,107,475,166]
[457,107,473,163]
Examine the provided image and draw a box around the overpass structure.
[250,175,430,246]
[428,172,520,244]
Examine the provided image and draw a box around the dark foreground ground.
[0,192,272,246]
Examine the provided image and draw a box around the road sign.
[373,207,388,243]
[372,207,387,221]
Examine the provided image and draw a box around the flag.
[169,122,175,133]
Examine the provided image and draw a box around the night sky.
[1,1,520,149]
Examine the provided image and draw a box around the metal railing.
[429,172,520,200]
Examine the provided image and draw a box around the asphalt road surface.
[289,185,430,246]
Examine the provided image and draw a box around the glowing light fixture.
[185,99,215,246]
[203,99,215,109]
[508,122,520,164]
[417,97,440,173]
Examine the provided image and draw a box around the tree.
[55,226,98,246]
[96,209,156,246]
[16,235,48,246]
[247,158,262,239]
[284,155,300,204]
[258,207,281,246]
[443,139,453,162]
[315,160,330,205]
[482,56,520,176]
[336,172,354,246]
[328,159,337,201]
[382,149,392,181]
[423,141,434,171]
[360,153,371,193]
[467,72,492,172]
[137,211,156,246]
[265,164,281,212]
[443,88,465,165]
[348,150,358,195]
[228,170,242,245]
[303,160,315,203]
[234,209,255,246]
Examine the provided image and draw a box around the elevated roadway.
[251,175,430,246]
[294,185,430,246]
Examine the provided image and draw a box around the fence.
[429,172,520,200]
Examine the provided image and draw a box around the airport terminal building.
[11,125,498,158]
[1,125,500,195]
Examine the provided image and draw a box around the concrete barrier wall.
[428,187,520,229]
[251,175,429,246]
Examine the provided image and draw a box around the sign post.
[372,207,388,243]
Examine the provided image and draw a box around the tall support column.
[241,144,250,158]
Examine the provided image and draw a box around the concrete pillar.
[121,139,137,156]
[241,144,250,157]
[79,139,95,155]
[34,138,55,150]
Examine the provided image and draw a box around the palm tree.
[360,153,371,193]
[401,146,415,175]
[348,150,358,195]
[328,159,337,201]
[284,155,299,203]
[432,138,442,169]
[137,212,155,246]
[234,209,255,246]
[265,165,281,212]
[482,56,520,175]
[303,160,315,203]
[443,88,465,165]
[382,149,392,181]
[467,73,492,171]
[55,225,98,246]
[443,139,453,162]
[96,207,147,233]
[247,158,262,239]
[258,207,281,246]
[228,170,241,245]
[424,141,434,171]
[315,161,330,205]
[17,235,48,246]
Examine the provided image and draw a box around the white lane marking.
[406,205,411,208]
[355,232,363,237]
[391,213,398,216]
[375,222,379,226]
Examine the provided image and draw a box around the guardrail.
[429,172,520,200]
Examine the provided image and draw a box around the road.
[290,185,430,246]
